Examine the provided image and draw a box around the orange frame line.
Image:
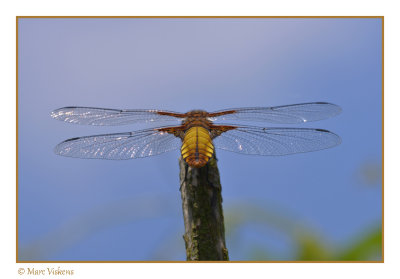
[15,16,384,263]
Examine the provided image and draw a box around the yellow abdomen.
[181,126,214,168]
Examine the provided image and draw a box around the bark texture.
[179,154,229,261]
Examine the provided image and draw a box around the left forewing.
[51,107,184,126]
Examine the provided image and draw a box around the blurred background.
[17,18,382,261]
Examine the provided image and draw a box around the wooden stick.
[179,154,229,261]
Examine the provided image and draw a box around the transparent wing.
[54,127,181,159]
[213,125,341,156]
[209,102,341,124]
[51,107,185,126]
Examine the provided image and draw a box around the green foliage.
[295,233,331,260]
[224,202,382,261]
[336,227,382,261]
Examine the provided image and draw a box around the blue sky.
[18,18,382,261]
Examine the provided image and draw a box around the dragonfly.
[51,102,341,168]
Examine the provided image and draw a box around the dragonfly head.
[187,109,208,115]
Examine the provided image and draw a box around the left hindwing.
[54,127,182,159]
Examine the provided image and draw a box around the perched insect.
[51,102,341,168]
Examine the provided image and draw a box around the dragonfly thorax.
[181,110,213,130]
